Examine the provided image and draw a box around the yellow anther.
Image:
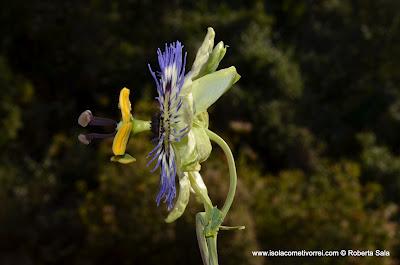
[112,121,132,155]
[119,87,132,122]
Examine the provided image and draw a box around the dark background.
[0,1,399,264]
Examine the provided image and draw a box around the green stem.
[206,129,237,219]
[196,212,219,265]
[196,213,210,265]
[190,171,217,265]
[206,235,219,265]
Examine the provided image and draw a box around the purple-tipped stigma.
[77,110,117,144]
[78,110,117,127]
[78,132,116,145]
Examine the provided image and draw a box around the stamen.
[78,132,116,145]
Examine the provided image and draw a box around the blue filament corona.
[148,41,188,210]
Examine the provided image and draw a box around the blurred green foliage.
[0,0,400,264]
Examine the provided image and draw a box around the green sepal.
[110,153,136,164]
[173,112,211,172]
[173,131,199,171]
[192,66,241,115]
[193,111,209,128]
[165,173,191,223]
[192,126,212,163]
[174,124,211,171]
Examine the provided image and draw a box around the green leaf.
[165,173,191,223]
[192,66,240,115]
[204,207,224,237]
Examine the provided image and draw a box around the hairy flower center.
[151,112,161,138]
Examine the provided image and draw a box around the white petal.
[165,172,191,223]
[189,172,213,209]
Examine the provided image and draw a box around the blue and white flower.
[148,28,240,216]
